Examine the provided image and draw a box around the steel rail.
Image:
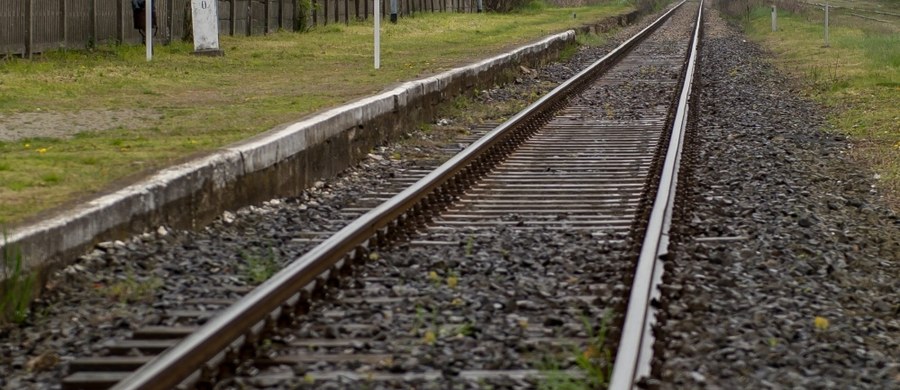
[608,1,704,389]
[111,2,686,389]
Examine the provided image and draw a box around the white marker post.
[374,0,381,69]
[771,5,777,32]
[146,0,152,61]
[191,0,224,55]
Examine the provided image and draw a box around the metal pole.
[390,0,397,22]
[824,3,830,47]
[146,0,153,60]
[375,0,380,69]
[771,5,776,32]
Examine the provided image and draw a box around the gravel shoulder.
[653,5,900,389]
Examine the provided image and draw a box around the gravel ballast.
[2,2,896,389]
[653,5,899,389]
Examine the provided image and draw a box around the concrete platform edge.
[2,11,639,282]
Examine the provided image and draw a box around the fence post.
[294,0,301,30]
[278,0,283,29]
[60,0,67,49]
[264,0,270,33]
[247,0,252,36]
[344,0,348,24]
[116,0,125,43]
[88,0,97,46]
[476,0,481,12]
[312,0,317,27]
[165,0,173,43]
[230,0,237,35]
[771,5,776,32]
[25,0,33,58]
[390,0,397,22]
[824,3,830,47]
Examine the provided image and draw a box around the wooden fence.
[1,0,482,57]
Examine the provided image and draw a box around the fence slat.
[2,0,478,56]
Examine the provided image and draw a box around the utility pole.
[375,0,381,68]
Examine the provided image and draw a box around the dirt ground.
[0,109,163,142]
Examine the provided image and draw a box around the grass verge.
[0,2,634,226]
[1,239,36,325]
[739,1,899,210]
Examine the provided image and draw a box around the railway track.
[61,1,704,388]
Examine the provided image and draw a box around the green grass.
[102,270,163,303]
[538,311,614,389]
[242,248,281,284]
[1,240,37,325]
[0,3,634,226]
[742,1,900,210]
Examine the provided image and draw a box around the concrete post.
[476,0,482,13]
[771,5,776,32]
[374,0,380,69]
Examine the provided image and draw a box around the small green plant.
[297,0,313,31]
[464,235,475,256]
[104,270,163,303]
[576,32,607,48]
[539,357,585,390]
[243,248,280,284]
[538,310,614,389]
[410,305,427,335]
[1,240,36,325]
[454,322,474,337]
[574,311,614,387]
